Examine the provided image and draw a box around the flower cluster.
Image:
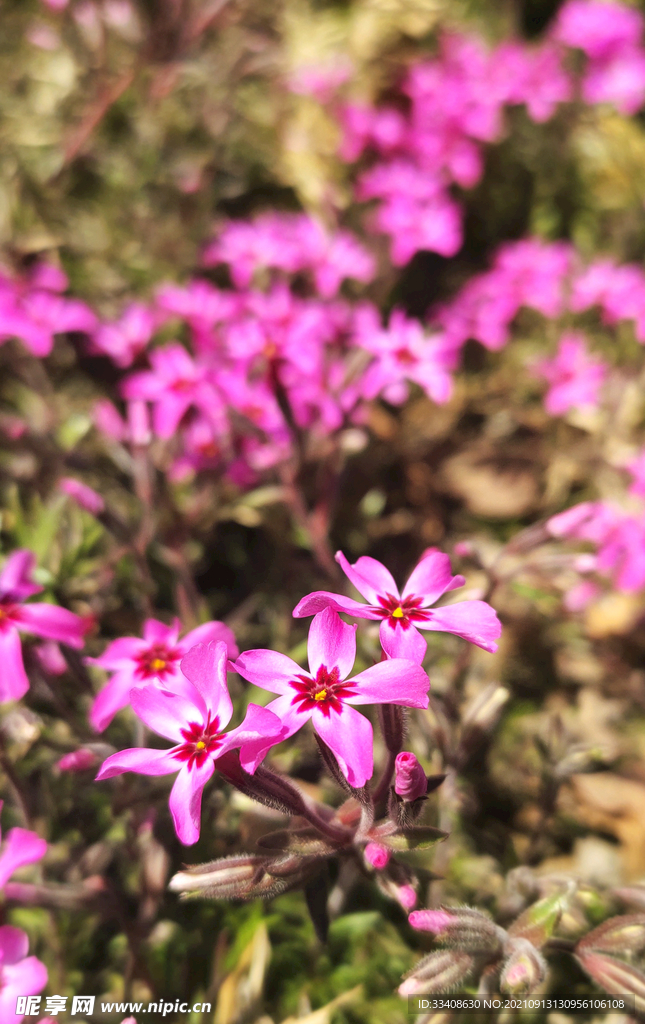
[341,0,645,266]
[96,548,500,842]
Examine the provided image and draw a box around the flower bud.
[500,939,547,995]
[576,950,645,1001]
[364,843,390,870]
[578,913,645,955]
[169,856,266,896]
[34,641,67,676]
[395,752,427,801]
[59,478,105,515]
[398,951,474,997]
[409,910,456,934]
[397,884,418,910]
[410,907,504,954]
[57,749,98,772]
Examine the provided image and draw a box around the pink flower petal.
[180,641,233,728]
[89,669,137,732]
[346,659,430,707]
[312,704,374,788]
[0,628,29,703]
[142,618,180,645]
[0,551,42,601]
[263,693,312,738]
[130,686,206,742]
[16,603,86,648]
[0,925,29,964]
[292,590,379,619]
[0,955,48,1016]
[417,600,501,652]
[181,620,239,659]
[95,747,179,780]
[379,620,428,663]
[168,760,215,845]
[0,829,47,889]
[233,650,303,695]
[336,551,399,603]
[402,549,465,603]
[223,703,287,773]
[307,608,357,680]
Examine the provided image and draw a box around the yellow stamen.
[314,689,328,702]
[150,658,167,671]
[195,741,206,750]
[392,607,404,619]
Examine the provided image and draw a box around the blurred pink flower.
[0,926,47,1023]
[87,616,239,732]
[0,551,86,703]
[533,332,607,415]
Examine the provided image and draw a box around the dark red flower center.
[395,347,417,366]
[290,664,357,717]
[375,593,430,629]
[135,642,180,680]
[0,601,18,632]
[173,715,222,769]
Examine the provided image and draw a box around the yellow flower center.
[391,607,404,618]
[314,689,328,702]
[195,741,206,750]
[150,658,167,672]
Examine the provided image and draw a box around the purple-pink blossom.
[87,617,239,732]
[533,332,607,416]
[293,549,501,663]
[0,926,48,1023]
[0,550,86,703]
[233,607,430,788]
[96,641,285,844]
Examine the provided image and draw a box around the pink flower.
[233,607,430,788]
[87,617,239,732]
[0,551,86,703]
[552,0,643,61]
[533,332,607,416]
[122,344,220,439]
[293,549,501,663]
[96,642,284,844]
[91,302,155,368]
[0,926,47,1022]
[356,309,456,406]
[394,752,427,801]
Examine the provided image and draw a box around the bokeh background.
[4,0,645,1022]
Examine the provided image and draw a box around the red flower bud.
[394,752,427,801]
[364,843,390,869]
